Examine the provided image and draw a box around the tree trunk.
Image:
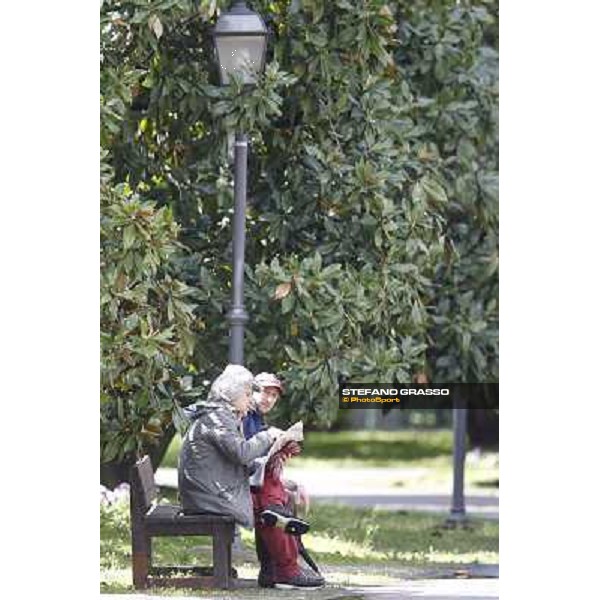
[467,409,498,449]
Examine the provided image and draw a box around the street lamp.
[212,1,268,365]
[213,1,268,86]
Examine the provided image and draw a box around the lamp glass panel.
[216,36,265,84]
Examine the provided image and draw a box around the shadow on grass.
[474,479,499,488]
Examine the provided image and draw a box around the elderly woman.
[178,364,280,527]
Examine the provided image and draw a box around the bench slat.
[132,455,158,511]
[146,504,235,524]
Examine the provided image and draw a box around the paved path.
[102,578,498,599]
[309,493,498,519]
[348,578,499,599]
[155,467,499,519]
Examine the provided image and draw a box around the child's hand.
[296,483,310,513]
[282,441,302,458]
[269,453,285,479]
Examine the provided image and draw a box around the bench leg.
[212,533,232,589]
[132,532,151,589]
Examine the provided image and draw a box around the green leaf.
[123,225,136,250]
[281,295,294,314]
[102,436,121,463]
[421,177,448,205]
[284,345,301,363]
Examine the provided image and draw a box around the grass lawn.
[161,430,499,490]
[101,488,498,595]
[161,430,456,468]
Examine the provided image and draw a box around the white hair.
[207,364,254,405]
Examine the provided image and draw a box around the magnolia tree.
[100,157,198,485]
[100,0,498,483]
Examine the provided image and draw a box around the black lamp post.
[212,1,268,365]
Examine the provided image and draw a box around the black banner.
[338,383,498,409]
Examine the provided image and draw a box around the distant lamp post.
[447,405,468,526]
[212,2,268,365]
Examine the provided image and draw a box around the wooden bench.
[129,455,238,590]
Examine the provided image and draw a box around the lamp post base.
[444,511,472,529]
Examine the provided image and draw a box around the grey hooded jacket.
[178,400,274,527]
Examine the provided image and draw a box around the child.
[242,372,282,438]
[243,373,323,589]
[243,373,310,511]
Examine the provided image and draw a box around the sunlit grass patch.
[303,532,388,561]
[301,430,455,462]
[305,504,498,565]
